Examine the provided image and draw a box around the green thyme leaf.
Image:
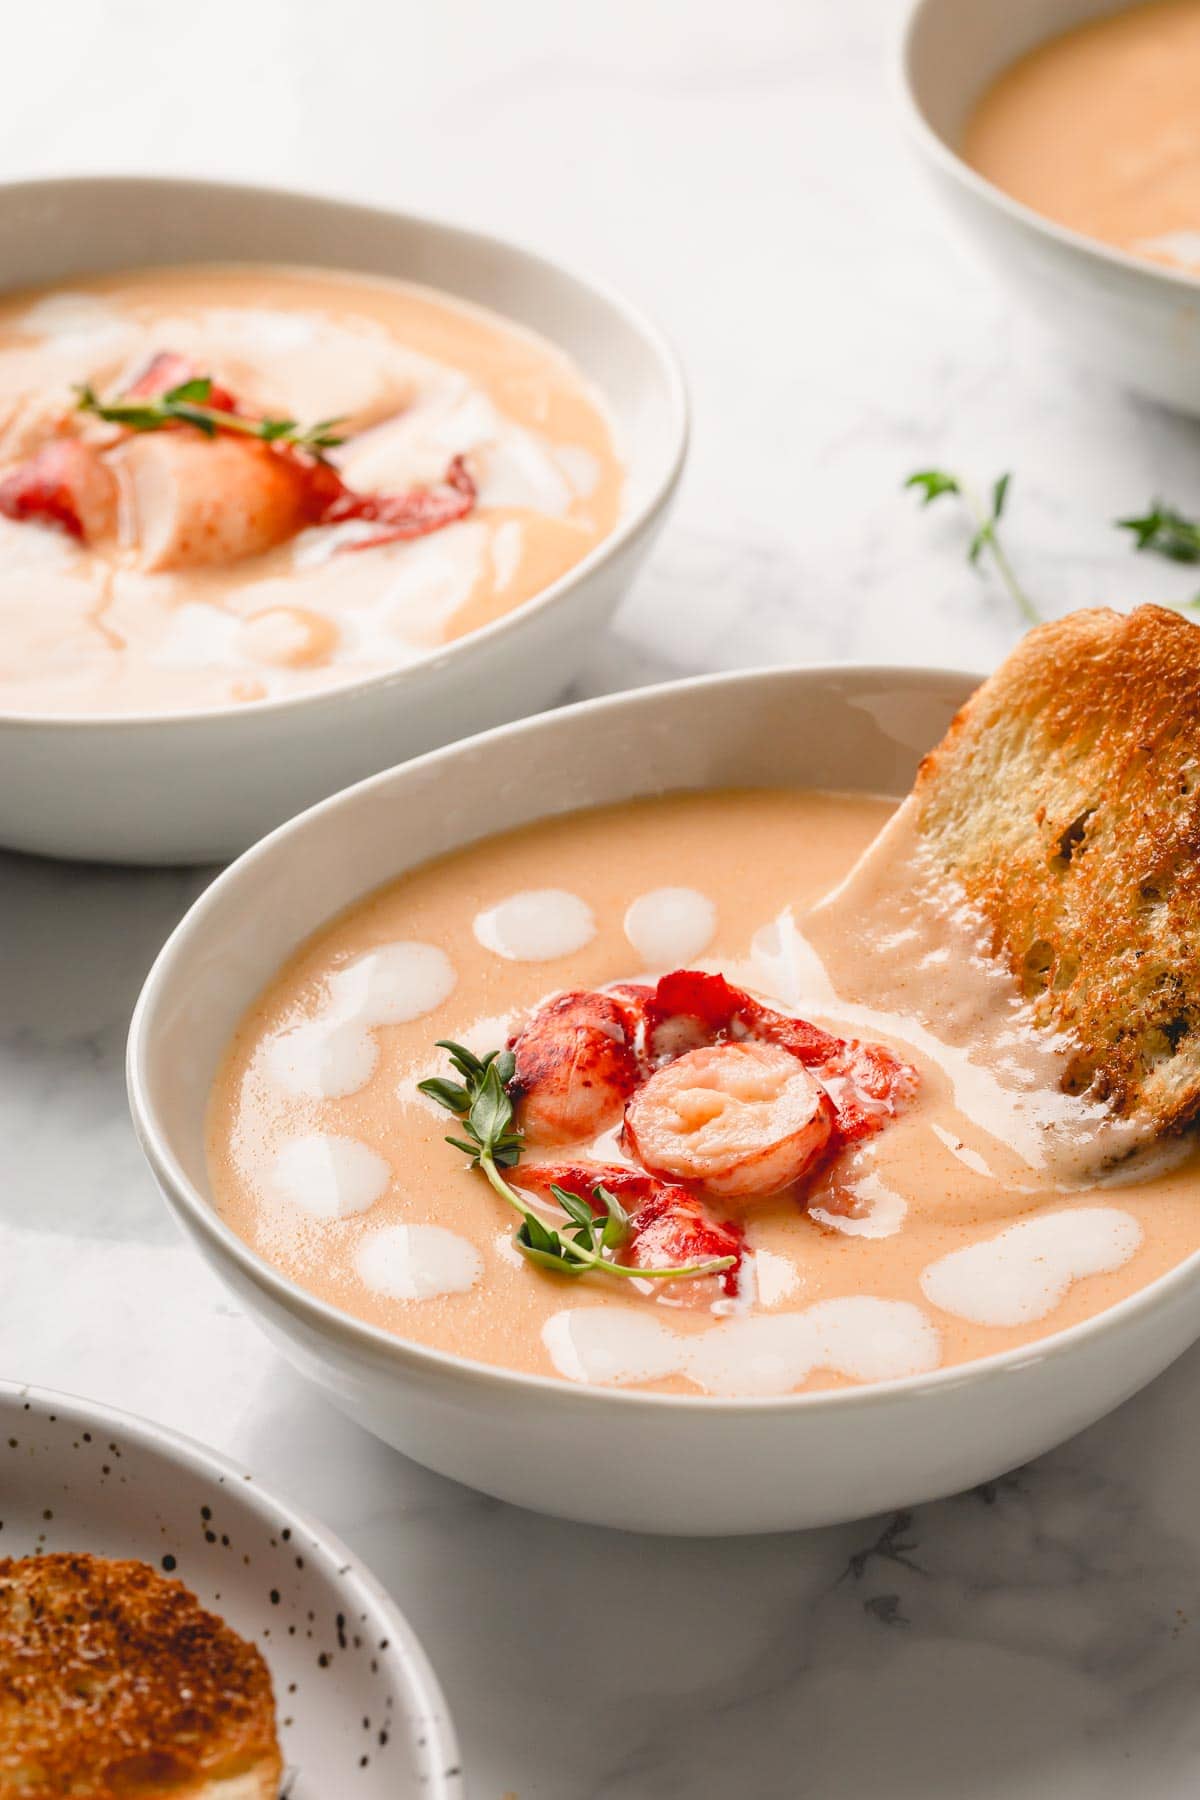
[1116,502,1200,564]
[905,465,1039,625]
[75,378,347,461]
[436,1040,486,1080]
[468,1060,514,1148]
[905,469,961,505]
[595,1183,631,1250]
[444,1134,482,1160]
[549,1185,596,1232]
[519,1213,559,1254]
[163,376,213,405]
[417,1076,472,1113]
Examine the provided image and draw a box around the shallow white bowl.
[898,0,1200,415]
[0,1379,462,1796]
[129,666,1200,1536]
[0,174,686,864]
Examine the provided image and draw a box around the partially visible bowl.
[129,665,1200,1536]
[0,174,686,864]
[897,0,1200,415]
[0,1379,462,1797]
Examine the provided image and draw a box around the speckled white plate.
[0,1381,463,1798]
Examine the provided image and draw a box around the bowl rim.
[128,660,1200,1418]
[0,171,688,733]
[893,0,1200,298]
[0,1374,464,1797]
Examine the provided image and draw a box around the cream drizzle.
[543,1296,941,1395]
[755,797,1155,1185]
[920,1206,1142,1327]
[265,941,455,1100]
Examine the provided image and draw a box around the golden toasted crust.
[913,604,1200,1128]
[0,1552,282,1799]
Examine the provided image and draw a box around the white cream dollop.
[543,1296,940,1396]
[355,1223,483,1300]
[920,1206,1143,1327]
[265,1018,381,1101]
[473,889,596,962]
[326,941,457,1024]
[623,886,717,968]
[264,941,456,1101]
[270,1133,390,1219]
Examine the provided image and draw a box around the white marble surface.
[5,3,1200,1795]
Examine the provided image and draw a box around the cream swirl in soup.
[0,265,622,715]
[206,790,1200,1399]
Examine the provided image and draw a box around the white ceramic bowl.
[0,1379,462,1796]
[128,665,1200,1536]
[898,0,1200,415]
[0,174,686,864]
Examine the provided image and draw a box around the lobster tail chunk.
[518,1162,745,1297]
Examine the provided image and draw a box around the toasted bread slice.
[912,604,1200,1129]
[0,1552,282,1799]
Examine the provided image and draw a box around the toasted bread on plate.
[0,1551,282,1798]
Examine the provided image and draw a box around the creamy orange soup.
[0,265,622,715]
[965,0,1200,274]
[206,789,1200,1399]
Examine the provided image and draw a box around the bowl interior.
[0,175,681,522]
[0,1382,461,1798]
[133,666,973,1210]
[904,0,1132,150]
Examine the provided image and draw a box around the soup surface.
[0,264,622,715]
[964,0,1200,273]
[206,789,1200,1398]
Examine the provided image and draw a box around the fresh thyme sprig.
[418,1041,734,1284]
[75,377,346,461]
[1116,502,1200,562]
[1114,501,1200,613]
[905,468,1040,625]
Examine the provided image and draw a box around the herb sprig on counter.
[418,1041,735,1284]
[1114,501,1200,612]
[75,377,347,461]
[1116,502,1200,562]
[905,468,1040,624]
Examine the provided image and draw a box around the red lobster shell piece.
[518,1161,745,1297]
[0,351,478,562]
[509,989,646,1147]
[0,439,117,541]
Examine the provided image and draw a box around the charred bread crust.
[0,1551,283,1798]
